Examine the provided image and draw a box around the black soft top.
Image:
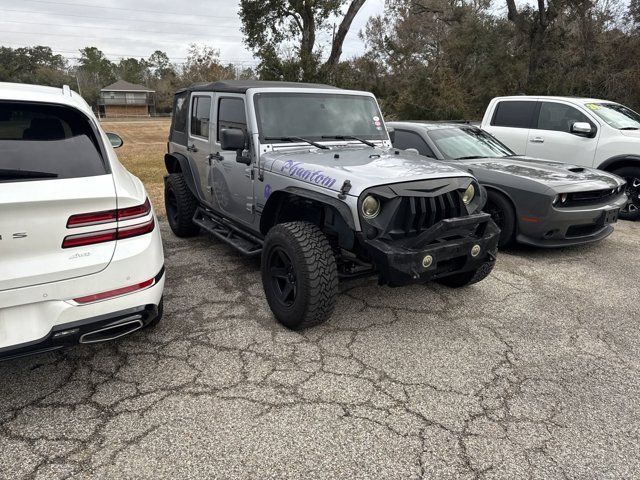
[176,80,338,95]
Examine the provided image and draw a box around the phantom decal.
[280,160,337,189]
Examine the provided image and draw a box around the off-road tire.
[436,260,495,288]
[261,222,338,329]
[165,174,200,237]
[613,166,640,221]
[485,190,516,248]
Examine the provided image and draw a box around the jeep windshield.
[254,92,387,143]
[0,102,107,182]
[585,103,640,130]
[428,127,515,160]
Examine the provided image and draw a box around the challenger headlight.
[462,184,476,205]
[362,195,381,219]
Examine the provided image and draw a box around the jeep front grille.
[389,191,466,238]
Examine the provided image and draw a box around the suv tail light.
[73,277,155,304]
[63,198,154,248]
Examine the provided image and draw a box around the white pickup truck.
[481,96,640,219]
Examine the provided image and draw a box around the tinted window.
[536,102,591,132]
[172,91,188,133]
[491,101,537,128]
[255,93,386,141]
[0,102,107,181]
[190,96,211,138]
[393,129,435,157]
[217,97,247,141]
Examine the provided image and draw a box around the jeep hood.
[453,156,623,191]
[262,147,472,196]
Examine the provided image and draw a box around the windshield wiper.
[321,135,376,148]
[454,155,491,160]
[620,127,640,130]
[264,136,329,150]
[0,168,59,180]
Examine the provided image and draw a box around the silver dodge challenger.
[388,122,627,248]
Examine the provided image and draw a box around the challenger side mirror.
[106,132,123,148]
[387,126,395,143]
[571,122,592,137]
[220,128,246,151]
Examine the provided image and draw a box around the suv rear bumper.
[364,213,500,286]
[0,301,162,362]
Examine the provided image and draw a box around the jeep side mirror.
[571,122,592,136]
[220,128,246,151]
[387,126,396,143]
[106,132,123,148]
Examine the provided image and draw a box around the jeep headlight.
[462,184,476,205]
[362,195,381,219]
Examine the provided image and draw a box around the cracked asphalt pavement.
[1,220,639,479]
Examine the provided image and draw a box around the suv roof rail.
[62,85,72,97]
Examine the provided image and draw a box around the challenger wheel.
[436,260,495,288]
[261,222,338,329]
[165,173,200,237]
[613,166,640,221]
[484,190,516,248]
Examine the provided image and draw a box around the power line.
[1,8,242,29]
[18,0,237,19]
[0,20,244,37]
[0,29,242,41]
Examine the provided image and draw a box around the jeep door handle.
[187,143,198,152]
[530,137,544,144]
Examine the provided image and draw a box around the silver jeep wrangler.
[164,80,500,328]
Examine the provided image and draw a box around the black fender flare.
[259,186,356,235]
[164,153,202,201]
[598,154,640,172]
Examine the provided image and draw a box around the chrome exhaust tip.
[79,316,144,344]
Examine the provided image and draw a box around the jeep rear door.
[186,92,215,204]
[0,101,117,292]
[483,99,537,154]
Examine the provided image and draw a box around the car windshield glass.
[0,102,107,181]
[428,127,514,159]
[585,103,640,129]
[254,93,387,142]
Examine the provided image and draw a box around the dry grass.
[101,119,171,217]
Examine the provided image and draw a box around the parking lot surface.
[1,220,639,479]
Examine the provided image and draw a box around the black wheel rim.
[623,177,640,214]
[268,247,297,307]
[166,190,179,227]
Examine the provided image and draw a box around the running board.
[193,208,263,257]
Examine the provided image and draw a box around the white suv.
[0,82,164,360]
[481,96,640,219]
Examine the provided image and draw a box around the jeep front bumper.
[363,213,500,286]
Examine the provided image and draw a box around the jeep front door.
[210,95,254,225]
[187,93,214,204]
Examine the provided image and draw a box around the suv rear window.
[0,102,107,181]
[491,100,537,128]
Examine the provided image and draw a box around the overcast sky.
[0,0,386,67]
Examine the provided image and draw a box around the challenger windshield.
[429,127,514,160]
[585,103,640,130]
[254,93,387,142]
